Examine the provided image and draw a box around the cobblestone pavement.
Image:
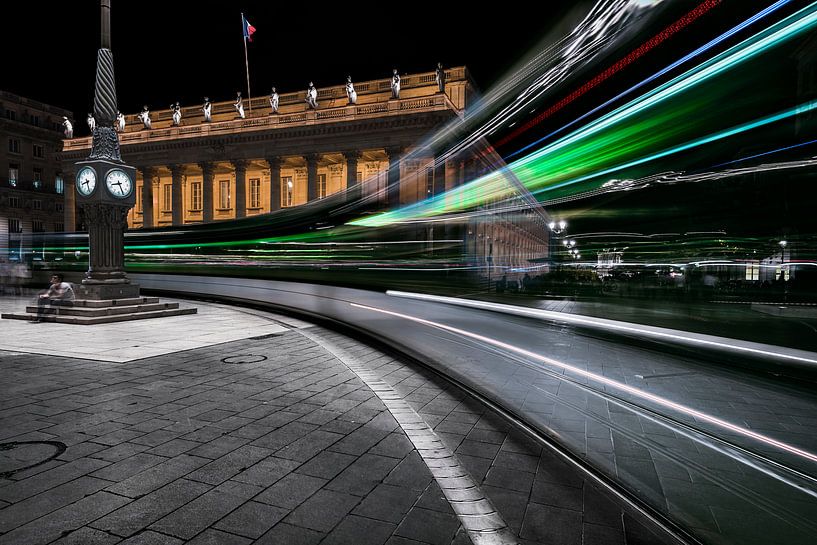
[0,306,664,544]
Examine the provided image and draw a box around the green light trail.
[351,3,817,228]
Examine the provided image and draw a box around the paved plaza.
[0,297,661,544]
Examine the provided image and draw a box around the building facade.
[59,67,549,279]
[61,68,475,230]
[0,91,72,262]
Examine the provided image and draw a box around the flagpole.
[242,12,252,114]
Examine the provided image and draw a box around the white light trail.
[351,301,817,465]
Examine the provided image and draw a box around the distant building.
[0,91,72,262]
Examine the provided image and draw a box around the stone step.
[1,308,197,325]
[25,302,180,317]
[70,297,160,308]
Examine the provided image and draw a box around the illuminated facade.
[0,91,71,261]
[59,67,549,277]
[61,68,474,229]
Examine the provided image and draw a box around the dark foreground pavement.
[0,309,664,544]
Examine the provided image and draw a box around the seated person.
[32,274,75,322]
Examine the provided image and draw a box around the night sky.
[3,1,581,127]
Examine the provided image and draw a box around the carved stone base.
[76,282,141,300]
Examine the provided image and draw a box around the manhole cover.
[222,354,268,364]
[0,441,66,478]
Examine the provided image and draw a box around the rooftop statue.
[391,69,400,99]
[269,87,279,114]
[305,82,318,109]
[435,62,446,94]
[62,117,73,139]
[235,92,245,119]
[137,105,152,129]
[170,102,182,126]
[346,76,357,105]
[202,97,212,122]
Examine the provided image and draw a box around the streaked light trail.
[350,301,817,465]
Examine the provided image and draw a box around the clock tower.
[75,0,139,299]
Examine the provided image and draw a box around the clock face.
[76,167,97,196]
[105,169,133,198]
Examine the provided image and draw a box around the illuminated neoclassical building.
[61,68,476,230]
[59,67,549,278]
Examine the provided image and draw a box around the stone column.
[139,166,155,228]
[433,156,445,196]
[233,159,247,218]
[199,162,215,223]
[170,164,184,226]
[343,151,360,202]
[385,147,403,208]
[306,154,319,202]
[267,157,281,212]
[63,169,76,232]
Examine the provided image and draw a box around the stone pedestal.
[75,282,141,300]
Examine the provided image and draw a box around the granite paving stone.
[91,478,211,537]
[254,472,328,509]
[50,526,123,545]
[283,489,361,533]
[213,500,288,538]
[254,522,324,545]
[0,491,131,545]
[148,480,262,539]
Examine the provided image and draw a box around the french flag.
[242,14,256,42]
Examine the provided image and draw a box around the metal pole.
[242,13,252,114]
[100,0,111,49]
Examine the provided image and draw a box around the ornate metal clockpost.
[74,0,140,299]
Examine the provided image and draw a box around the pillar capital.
[305,153,320,167]
[342,150,361,161]
[384,146,404,159]
[266,156,282,169]
[137,165,157,178]
[231,159,248,172]
[168,164,185,178]
[198,161,215,176]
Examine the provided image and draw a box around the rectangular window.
[8,138,20,154]
[317,174,327,199]
[219,180,231,209]
[191,182,202,211]
[8,219,22,233]
[8,165,19,187]
[249,178,261,208]
[5,110,16,121]
[33,144,44,158]
[32,220,44,232]
[135,186,143,212]
[33,168,42,189]
[33,199,42,210]
[746,262,760,281]
[162,184,172,211]
[356,171,362,183]
[55,176,64,194]
[55,222,64,232]
[282,176,293,207]
[425,167,434,197]
[31,115,40,127]
[8,196,20,208]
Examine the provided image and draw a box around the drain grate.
[0,441,67,478]
[250,333,285,340]
[222,354,268,364]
